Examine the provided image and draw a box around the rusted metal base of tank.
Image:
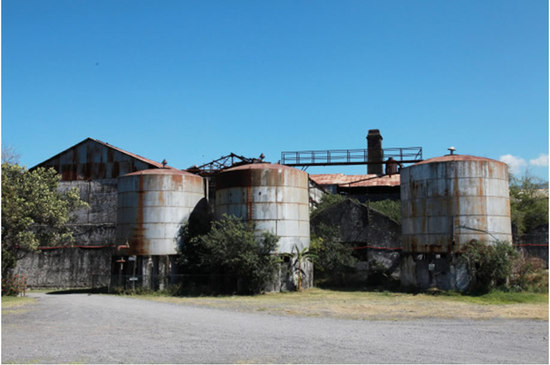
[110,255,178,291]
[400,253,470,291]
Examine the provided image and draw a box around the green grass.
[2,295,36,314]
[435,290,549,305]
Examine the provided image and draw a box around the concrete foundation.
[111,255,177,291]
[400,252,470,291]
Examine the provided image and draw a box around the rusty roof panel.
[309,173,401,188]
[35,138,167,181]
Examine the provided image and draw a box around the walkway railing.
[281,147,423,167]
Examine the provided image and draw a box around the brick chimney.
[367,129,383,175]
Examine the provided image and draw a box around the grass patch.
[2,295,36,314]
[431,290,549,305]
[126,287,549,321]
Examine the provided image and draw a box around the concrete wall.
[311,198,401,282]
[59,179,118,245]
[15,247,113,288]
[15,180,118,288]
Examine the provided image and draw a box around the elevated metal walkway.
[281,147,423,167]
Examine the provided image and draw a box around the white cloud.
[499,154,527,174]
[529,154,549,167]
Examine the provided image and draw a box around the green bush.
[310,223,357,287]
[462,240,517,293]
[179,214,280,295]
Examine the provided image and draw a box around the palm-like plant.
[284,244,317,291]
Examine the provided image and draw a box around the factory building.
[16,138,169,288]
[15,132,543,292]
[16,138,311,291]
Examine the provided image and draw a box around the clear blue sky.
[2,0,548,179]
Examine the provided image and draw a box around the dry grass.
[134,288,549,321]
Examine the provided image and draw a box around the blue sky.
[2,0,548,179]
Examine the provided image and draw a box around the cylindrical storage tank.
[116,168,205,255]
[400,154,512,290]
[215,163,310,254]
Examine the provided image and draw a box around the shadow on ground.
[46,287,109,295]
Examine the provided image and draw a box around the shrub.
[2,274,27,296]
[179,214,280,295]
[310,223,357,287]
[509,255,548,293]
[462,240,518,293]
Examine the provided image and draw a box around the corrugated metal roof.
[309,173,401,187]
[90,138,166,168]
[36,137,166,169]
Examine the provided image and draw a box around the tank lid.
[122,168,199,177]
[414,154,506,166]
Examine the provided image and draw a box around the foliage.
[1,162,88,277]
[509,255,548,293]
[179,214,280,295]
[509,174,548,235]
[367,199,401,224]
[283,244,317,291]
[311,193,347,218]
[2,274,27,296]
[310,223,357,286]
[462,240,518,293]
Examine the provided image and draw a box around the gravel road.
[2,292,548,364]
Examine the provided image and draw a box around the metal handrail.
[281,147,422,166]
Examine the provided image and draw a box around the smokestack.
[367,129,383,175]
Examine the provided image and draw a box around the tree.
[509,174,548,235]
[179,214,280,294]
[1,162,88,278]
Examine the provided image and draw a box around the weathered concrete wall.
[311,199,401,282]
[312,199,401,248]
[15,180,118,289]
[15,247,113,288]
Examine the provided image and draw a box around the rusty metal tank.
[215,163,310,254]
[401,154,512,253]
[400,154,512,290]
[116,168,204,256]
